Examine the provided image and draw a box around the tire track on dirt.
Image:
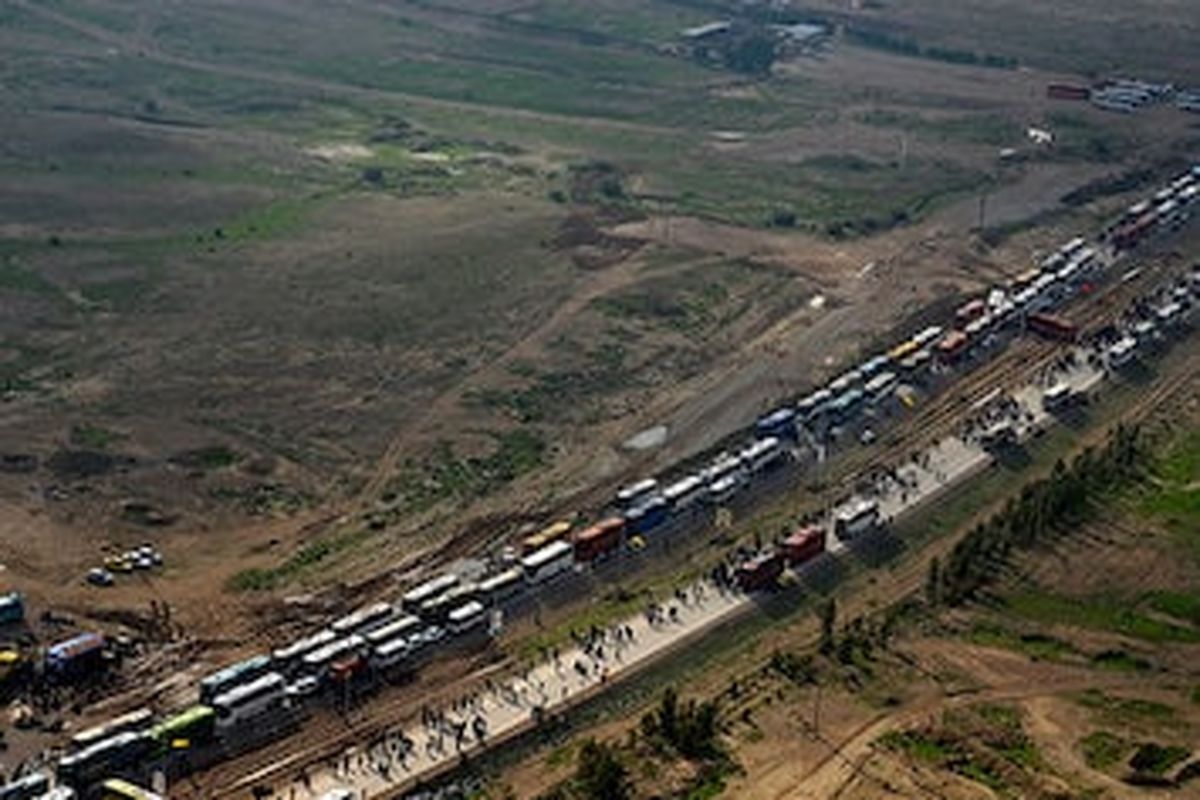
[354,252,650,505]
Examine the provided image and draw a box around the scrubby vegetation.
[931,425,1143,605]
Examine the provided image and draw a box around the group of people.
[282,579,722,798]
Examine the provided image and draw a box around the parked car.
[104,556,133,574]
[86,568,114,587]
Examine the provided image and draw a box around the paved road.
[272,584,747,799]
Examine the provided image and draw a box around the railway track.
[178,654,504,798]
[830,251,1184,493]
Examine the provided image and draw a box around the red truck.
[1046,83,1090,101]
[936,330,970,363]
[1026,312,1078,342]
[330,653,368,685]
[955,298,987,325]
[573,517,625,562]
[781,525,826,566]
[1111,214,1157,250]
[735,552,784,592]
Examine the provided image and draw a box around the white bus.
[69,707,153,752]
[521,540,574,584]
[707,474,743,506]
[1106,336,1138,368]
[199,654,273,703]
[0,773,48,800]
[370,637,413,672]
[418,583,479,621]
[330,602,395,637]
[702,453,744,484]
[912,325,944,347]
[740,437,783,473]
[401,574,459,612]
[662,475,706,512]
[301,636,364,677]
[616,478,658,508]
[58,732,151,789]
[212,672,287,730]
[35,788,76,800]
[272,629,336,672]
[834,498,880,538]
[447,601,487,635]
[796,389,832,424]
[477,568,524,605]
[1042,382,1075,411]
[364,614,422,647]
[864,371,898,403]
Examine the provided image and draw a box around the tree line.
[929,424,1143,607]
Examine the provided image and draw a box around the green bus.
[148,705,216,754]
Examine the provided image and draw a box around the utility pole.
[977,191,988,231]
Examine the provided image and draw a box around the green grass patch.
[69,423,121,450]
[81,278,154,312]
[1090,649,1153,673]
[469,344,634,425]
[1145,591,1200,627]
[975,703,1022,731]
[0,340,58,394]
[395,429,547,512]
[879,729,954,762]
[1076,690,1176,728]
[966,621,1080,662]
[857,109,1022,147]
[1129,742,1190,776]
[1003,591,1200,644]
[955,761,1009,792]
[545,741,578,769]
[171,445,241,470]
[1081,731,1129,770]
[0,258,63,299]
[228,528,371,592]
[1043,112,1135,163]
[1137,428,1200,564]
[512,584,652,663]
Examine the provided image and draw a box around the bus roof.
[200,654,271,693]
[151,705,215,738]
[212,672,285,707]
[520,540,573,570]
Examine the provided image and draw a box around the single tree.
[576,739,631,800]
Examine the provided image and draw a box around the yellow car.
[104,556,133,574]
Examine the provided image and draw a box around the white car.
[318,790,354,800]
[86,568,114,587]
[136,544,164,566]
